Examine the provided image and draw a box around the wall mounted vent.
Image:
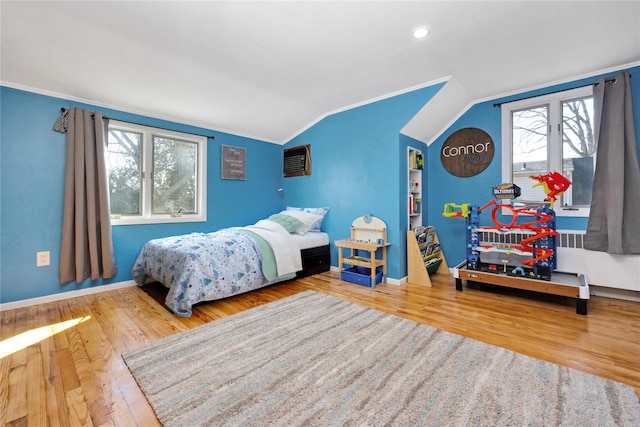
[283,144,311,177]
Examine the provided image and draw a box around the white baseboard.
[0,280,138,312]
[386,276,404,286]
[589,285,640,303]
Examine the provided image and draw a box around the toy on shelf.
[443,173,570,281]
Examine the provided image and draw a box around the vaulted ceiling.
[2,1,639,144]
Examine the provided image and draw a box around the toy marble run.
[443,172,571,281]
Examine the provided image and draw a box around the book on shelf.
[413,198,421,214]
[412,226,439,257]
[425,257,442,267]
[409,150,424,170]
[422,243,440,258]
[409,151,417,169]
[424,256,442,272]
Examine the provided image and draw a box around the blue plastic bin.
[341,266,383,287]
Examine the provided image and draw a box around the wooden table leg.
[369,249,376,287]
[382,246,387,276]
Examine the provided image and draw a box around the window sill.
[500,204,589,218]
[111,214,207,226]
[555,207,589,218]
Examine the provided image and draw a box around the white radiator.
[555,230,640,292]
[477,229,640,292]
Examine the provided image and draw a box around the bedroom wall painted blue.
[3,65,637,304]
[0,86,284,304]
[283,84,444,279]
[427,66,640,266]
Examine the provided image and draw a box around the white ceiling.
[2,1,639,144]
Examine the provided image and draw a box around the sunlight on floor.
[0,316,91,358]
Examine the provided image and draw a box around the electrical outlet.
[37,251,50,267]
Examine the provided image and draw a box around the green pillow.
[267,213,304,234]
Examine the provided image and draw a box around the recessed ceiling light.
[412,26,430,39]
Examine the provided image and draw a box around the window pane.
[152,137,198,215]
[512,106,548,202]
[562,97,594,206]
[108,130,142,215]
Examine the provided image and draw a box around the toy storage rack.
[407,226,449,287]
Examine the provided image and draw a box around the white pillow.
[286,206,329,232]
[279,210,323,235]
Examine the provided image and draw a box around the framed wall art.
[221,145,246,180]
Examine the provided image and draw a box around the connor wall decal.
[440,128,494,177]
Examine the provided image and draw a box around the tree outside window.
[106,121,206,225]
[503,86,594,214]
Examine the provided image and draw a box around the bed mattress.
[291,232,329,250]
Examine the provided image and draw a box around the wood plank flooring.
[1,271,639,426]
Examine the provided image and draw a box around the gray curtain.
[584,71,640,254]
[60,107,117,283]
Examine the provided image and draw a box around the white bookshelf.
[408,147,424,230]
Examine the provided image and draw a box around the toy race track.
[443,174,589,314]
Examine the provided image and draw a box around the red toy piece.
[529,171,571,208]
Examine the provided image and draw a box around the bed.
[131,207,330,317]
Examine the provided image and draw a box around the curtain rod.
[492,76,628,108]
[60,108,215,139]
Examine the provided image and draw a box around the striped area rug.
[122,291,640,426]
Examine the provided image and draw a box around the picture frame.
[221,145,246,180]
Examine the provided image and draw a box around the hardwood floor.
[2,271,639,426]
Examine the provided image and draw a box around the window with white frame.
[107,121,207,225]
[501,86,594,217]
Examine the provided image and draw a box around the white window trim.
[108,120,207,226]
[501,86,593,218]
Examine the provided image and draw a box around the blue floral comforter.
[131,227,295,317]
